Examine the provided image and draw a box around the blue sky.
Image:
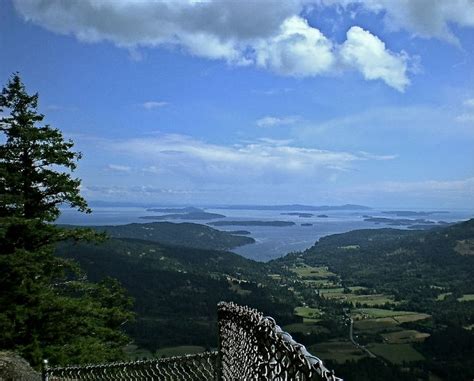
[1,0,473,208]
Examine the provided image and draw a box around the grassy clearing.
[353,308,420,319]
[458,294,474,302]
[294,306,322,319]
[308,341,366,363]
[382,330,430,344]
[436,292,452,301]
[394,313,431,323]
[367,343,424,364]
[354,317,398,332]
[290,265,336,279]
[322,291,395,306]
[156,346,206,358]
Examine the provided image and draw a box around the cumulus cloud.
[255,16,335,76]
[142,101,168,110]
[320,0,474,44]
[339,26,410,91]
[13,0,412,91]
[256,115,300,127]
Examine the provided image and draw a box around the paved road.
[349,318,377,358]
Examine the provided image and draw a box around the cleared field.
[458,294,474,302]
[283,323,330,335]
[354,317,398,331]
[291,265,336,279]
[294,306,322,319]
[308,341,366,363]
[436,292,452,301]
[353,308,421,319]
[382,330,430,344]
[322,292,395,306]
[156,345,206,358]
[367,343,424,364]
[394,313,430,323]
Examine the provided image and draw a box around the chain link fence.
[45,352,218,381]
[217,302,342,381]
[45,302,342,380]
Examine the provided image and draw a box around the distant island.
[212,204,371,211]
[382,210,449,217]
[364,217,436,226]
[83,221,255,250]
[301,223,313,226]
[317,214,328,218]
[146,206,203,213]
[227,230,252,235]
[140,211,226,220]
[209,220,296,227]
[281,212,313,218]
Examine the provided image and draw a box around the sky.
[1,0,473,208]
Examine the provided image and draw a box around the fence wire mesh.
[217,302,342,381]
[45,302,342,380]
[45,352,218,381]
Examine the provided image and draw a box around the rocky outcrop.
[0,351,41,381]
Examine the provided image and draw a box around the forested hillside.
[57,237,297,353]
[83,221,255,250]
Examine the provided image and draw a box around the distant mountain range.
[211,204,371,211]
[86,201,371,211]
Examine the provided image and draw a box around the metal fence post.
[41,359,48,381]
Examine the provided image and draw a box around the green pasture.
[367,343,424,364]
[294,306,322,319]
[458,294,474,302]
[308,341,366,363]
[382,330,430,344]
[353,308,421,319]
[290,265,336,279]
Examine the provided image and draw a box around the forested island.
[209,220,296,227]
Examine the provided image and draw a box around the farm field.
[353,308,426,319]
[294,306,322,319]
[367,343,425,364]
[308,341,366,363]
[290,265,337,279]
[382,330,430,344]
[458,294,474,302]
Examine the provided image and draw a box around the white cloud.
[463,98,474,108]
[320,0,474,44]
[339,26,410,91]
[107,164,131,172]
[254,16,335,77]
[456,98,474,123]
[103,133,394,184]
[142,101,168,110]
[13,0,412,91]
[256,115,300,127]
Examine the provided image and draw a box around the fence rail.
[45,302,342,380]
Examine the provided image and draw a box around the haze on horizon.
[1,0,473,209]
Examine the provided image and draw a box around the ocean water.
[57,206,474,262]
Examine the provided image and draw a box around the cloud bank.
[14,0,414,91]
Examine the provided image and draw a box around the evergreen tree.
[0,73,133,367]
